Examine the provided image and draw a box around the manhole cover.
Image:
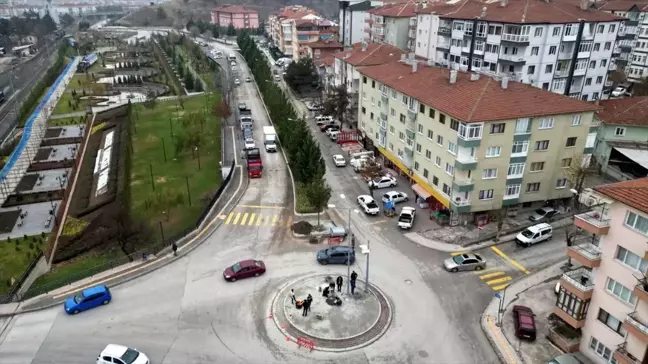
[405,279,412,285]
[419,350,429,358]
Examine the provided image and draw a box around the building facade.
[290,17,337,60]
[210,5,259,30]
[357,58,599,219]
[414,0,625,101]
[555,179,648,364]
[367,1,417,52]
[339,0,375,47]
[268,6,317,57]
[599,2,644,84]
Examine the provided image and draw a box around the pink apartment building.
[210,5,259,30]
[554,178,648,364]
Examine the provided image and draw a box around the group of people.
[289,272,362,318]
[291,291,314,316]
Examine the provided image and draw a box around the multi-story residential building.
[598,2,643,83]
[414,0,624,101]
[553,178,648,364]
[268,6,317,56]
[210,5,259,30]
[331,42,406,127]
[356,58,599,218]
[339,0,406,47]
[290,17,338,60]
[366,0,417,52]
[593,96,648,181]
[306,40,344,63]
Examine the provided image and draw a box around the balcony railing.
[499,53,526,63]
[614,347,642,364]
[574,210,610,235]
[625,314,648,343]
[561,267,594,299]
[568,243,602,268]
[452,198,471,206]
[501,33,529,42]
[438,26,451,35]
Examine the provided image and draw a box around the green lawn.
[48,116,87,126]
[130,95,222,240]
[51,74,107,115]
[0,234,48,295]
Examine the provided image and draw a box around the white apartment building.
[339,0,372,47]
[414,0,625,101]
[366,1,417,52]
[599,2,645,83]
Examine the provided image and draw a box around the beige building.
[555,178,648,364]
[356,57,599,220]
[268,6,317,57]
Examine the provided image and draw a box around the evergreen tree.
[294,135,325,183]
[184,71,194,90]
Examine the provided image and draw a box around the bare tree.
[492,208,508,242]
[564,154,597,211]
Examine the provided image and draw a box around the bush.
[295,182,316,213]
[291,220,313,235]
[61,217,89,237]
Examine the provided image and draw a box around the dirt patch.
[34,148,53,161]
[16,174,39,192]
[45,128,62,139]
[156,177,167,183]
[0,210,20,234]
[291,221,313,235]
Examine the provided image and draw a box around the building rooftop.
[594,177,648,215]
[333,42,407,67]
[315,56,335,67]
[597,0,648,11]
[597,97,648,126]
[307,40,343,49]
[369,0,418,17]
[271,6,317,20]
[211,5,258,14]
[416,0,623,24]
[358,60,600,122]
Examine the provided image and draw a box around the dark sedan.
[223,260,266,282]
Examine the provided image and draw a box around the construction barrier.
[328,236,342,245]
[296,337,315,351]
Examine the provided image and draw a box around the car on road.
[223,259,266,282]
[97,344,149,364]
[512,305,537,341]
[357,195,380,215]
[316,246,355,265]
[382,191,408,204]
[306,101,323,111]
[315,115,333,123]
[234,78,241,86]
[328,130,341,141]
[274,74,281,82]
[529,206,558,222]
[333,154,346,167]
[245,76,252,82]
[244,138,256,150]
[232,66,238,72]
[230,61,236,66]
[238,102,247,110]
[516,223,553,247]
[64,284,111,315]
[443,253,486,272]
[398,207,416,229]
[368,175,397,189]
[612,86,627,97]
[320,123,338,132]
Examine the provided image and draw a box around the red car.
[512,305,536,341]
[223,260,266,282]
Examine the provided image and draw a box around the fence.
[0,251,43,304]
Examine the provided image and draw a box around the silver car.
[443,253,486,272]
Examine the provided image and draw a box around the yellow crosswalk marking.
[248,213,256,226]
[264,215,270,226]
[486,276,512,286]
[225,212,234,224]
[255,214,262,226]
[232,212,242,225]
[492,284,510,291]
[240,213,249,225]
[450,251,467,256]
[272,215,279,226]
[480,272,505,280]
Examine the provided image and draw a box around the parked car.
[64,285,111,315]
[244,138,256,150]
[443,253,486,272]
[223,259,266,282]
[512,305,537,341]
[245,76,252,82]
[316,246,355,265]
[333,154,346,167]
[516,223,553,247]
[612,86,627,97]
[398,207,416,229]
[328,130,341,141]
[234,78,241,86]
[274,74,281,82]
[368,175,397,189]
[382,191,408,204]
[238,102,247,110]
[314,115,333,122]
[96,344,149,364]
[306,101,323,111]
[321,123,338,132]
[317,119,336,127]
[547,354,586,364]
[357,195,380,215]
[529,206,558,222]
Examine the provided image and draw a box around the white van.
[516,223,553,247]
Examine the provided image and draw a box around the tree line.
[0,11,57,49]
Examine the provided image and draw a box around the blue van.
[64,285,112,314]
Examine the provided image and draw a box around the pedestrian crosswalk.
[222,211,293,228]
[450,251,512,292]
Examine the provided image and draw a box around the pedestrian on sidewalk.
[336,276,343,292]
[172,242,178,256]
[350,271,358,295]
[302,298,311,317]
[290,289,297,304]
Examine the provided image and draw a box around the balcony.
[453,177,474,192]
[574,210,610,235]
[451,197,471,213]
[408,29,416,39]
[605,80,613,87]
[634,283,648,303]
[381,92,389,102]
[558,51,573,61]
[609,63,618,71]
[614,347,642,364]
[438,41,450,50]
[501,33,529,43]
[407,108,417,122]
[568,243,602,268]
[560,267,595,300]
[454,155,478,170]
[438,26,451,36]
[613,47,622,55]
[555,68,570,78]
[574,67,587,77]
[409,17,417,27]
[623,314,648,344]
[498,53,526,63]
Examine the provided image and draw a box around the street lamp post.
[360,241,371,293]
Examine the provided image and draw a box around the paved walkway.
[481,260,566,364]
[49,112,86,119]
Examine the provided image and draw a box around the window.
[436,135,443,146]
[486,146,501,157]
[529,162,544,172]
[566,137,577,147]
[609,24,616,33]
[402,95,408,105]
[445,162,454,176]
[549,45,557,55]
[507,163,525,177]
[427,130,433,139]
[442,183,451,195]
[535,140,549,151]
[479,189,494,200]
[416,143,422,153]
[362,107,366,114]
[561,158,572,167]
[545,64,553,73]
[597,309,627,336]
[572,115,581,126]
[391,90,397,99]
[432,176,438,186]
[414,161,420,171]
[458,123,483,140]
[615,127,626,136]
[400,114,406,123]
[606,277,637,305]
[539,118,554,129]
[435,156,441,167]
[526,182,540,192]
[439,114,446,124]
[448,142,457,155]
[527,65,535,75]
[370,112,374,120]
[490,123,505,134]
[399,132,405,141]
[604,41,611,50]
[505,184,520,197]
[418,124,424,134]
[553,27,560,36]
[425,150,432,159]
[423,168,429,178]
[616,246,648,272]
[512,141,529,155]
[556,178,567,188]
[596,76,603,84]
[450,119,460,131]
[593,43,600,51]
[585,78,592,86]
[429,108,435,118]
[419,104,425,114]
[391,108,395,116]
[601,59,607,68]
[534,27,543,37]
[531,47,539,56]
[556,287,589,321]
[483,168,497,179]
[389,143,393,151]
[515,118,530,134]
[389,126,395,134]
[363,76,367,84]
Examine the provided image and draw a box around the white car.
[357,195,380,215]
[234,78,241,86]
[230,61,236,66]
[612,87,626,97]
[333,154,346,167]
[306,101,323,111]
[328,130,341,140]
[315,115,333,122]
[398,207,416,229]
[245,76,252,82]
[97,344,149,364]
[244,138,256,150]
[368,175,397,189]
[274,74,281,81]
[382,191,408,204]
[232,66,238,72]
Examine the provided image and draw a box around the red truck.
[245,148,263,178]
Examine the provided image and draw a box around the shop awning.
[412,184,431,200]
[614,147,648,170]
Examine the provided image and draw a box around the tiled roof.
[598,97,648,126]
[416,0,623,23]
[272,6,317,20]
[369,1,417,17]
[307,40,343,49]
[594,178,648,215]
[358,60,600,122]
[332,42,407,67]
[315,56,335,67]
[598,0,648,11]
[211,5,257,14]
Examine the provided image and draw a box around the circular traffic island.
[271,274,393,352]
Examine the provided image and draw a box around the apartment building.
[599,2,644,83]
[366,1,417,52]
[414,0,624,101]
[339,0,374,47]
[268,6,316,56]
[290,17,338,60]
[554,178,648,364]
[210,5,259,30]
[356,58,599,218]
[593,96,648,181]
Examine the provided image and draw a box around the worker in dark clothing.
[336,276,343,292]
[302,298,311,316]
[172,242,178,256]
[350,271,358,294]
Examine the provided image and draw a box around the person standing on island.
[172,242,178,257]
[350,271,358,295]
[336,276,343,292]
[290,289,297,304]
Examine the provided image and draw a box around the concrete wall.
[594,123,648,172]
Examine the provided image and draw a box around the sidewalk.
[481,260,566,364]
